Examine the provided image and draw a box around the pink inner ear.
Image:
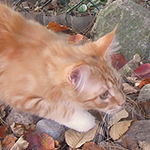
[69,69,80,85]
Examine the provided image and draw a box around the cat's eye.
[99,91,109,100]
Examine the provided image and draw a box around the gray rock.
[91,0,150,61]
[117,120,150,149]
[138,84,150,102]
[36,119,66,141]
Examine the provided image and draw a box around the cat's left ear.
[94,25,118,58]
[68,65,90,89]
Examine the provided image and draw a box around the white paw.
[62,111,96,132]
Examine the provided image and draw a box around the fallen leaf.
[67,34,84,45]
[65,122,99,148]
[82,142,105,150]
[122,83,138,94]
[0,125,9,139]
[111,53,128,70]
[110,120,134,140]
[10,136,29,150]
[108,109,129,127]
[2,134,17,150]
[132,63,150,79]
[138,78,150,89]
[10,122,35,137]
[46,21,69,32]
[10,123,24,137]
[25,131,57,150]
[139,141,150,150]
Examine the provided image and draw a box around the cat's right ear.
[68,65,90,89]
[93,25,118,58]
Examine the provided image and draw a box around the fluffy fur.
[0,3,125,132]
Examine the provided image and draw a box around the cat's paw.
[63,111,96,132]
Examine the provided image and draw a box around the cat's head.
[68,26,125,114]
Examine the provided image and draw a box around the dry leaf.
[108,109,129,127]
[65,122,99,148]
[2,134,17,150]
[46,21,69,32]
[25,131,57,150]
[82,142,105,150]
[132,63,150,79]
[10,136,29,150]
[139,141,150,150]
[67,34,89,45]
[0,126,9,139]
[10,122,35,137]
[67,34,86,45]
[110,120,134,140]
[122,83,138,94]
[111,53,128,70]
[138,78,150,88]
[11,123,24,137]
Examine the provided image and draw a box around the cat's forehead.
[92,64,120,88]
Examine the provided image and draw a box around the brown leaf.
[2,134,17,150]
[108,109,129,127]
[138,78,150,89]
[65,122,99,148]
[67,34,88,45]
[111,53,128,70]
[0,125,9,139]
[122,83,138,94]
[10,136,29,150]
[110,120,134,140]
[82,142,105,150]
[25,131,57,150]
[10,122,35,137]
[46,21,69,32]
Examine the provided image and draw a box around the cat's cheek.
[62,111,96,132]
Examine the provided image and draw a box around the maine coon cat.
[0,3,125,132]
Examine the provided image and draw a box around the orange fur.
[0,3,125,132]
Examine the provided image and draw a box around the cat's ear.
[94,25,118,58]
[68,65,90,89]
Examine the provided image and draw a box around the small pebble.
[36,119,66,141]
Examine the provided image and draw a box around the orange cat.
[0,3,125,132]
